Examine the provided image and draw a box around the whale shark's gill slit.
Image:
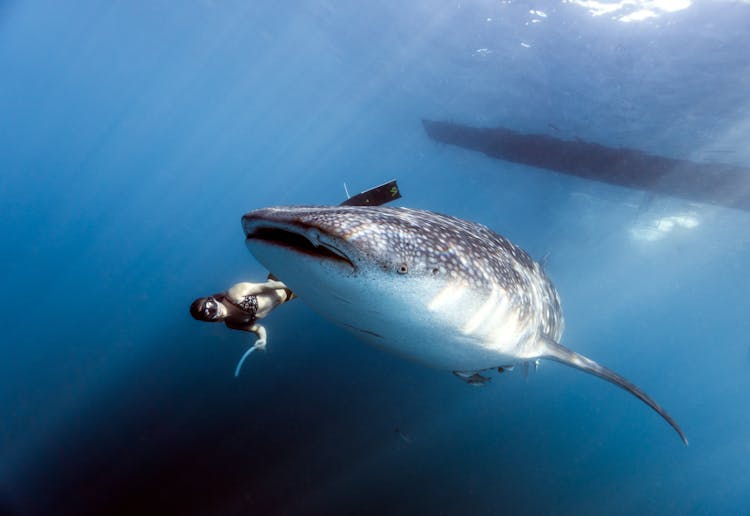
[247,227,354,268]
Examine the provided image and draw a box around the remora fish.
[241,206,687,444]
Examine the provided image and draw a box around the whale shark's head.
[241,206,456,338]
[242,205,435,278]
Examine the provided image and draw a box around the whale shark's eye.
[397,263,408,274]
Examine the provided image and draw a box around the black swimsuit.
[230,294,258,324]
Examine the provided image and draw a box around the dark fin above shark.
[340,180,401,207]
[422,119,750,212]
[539,336,688,445]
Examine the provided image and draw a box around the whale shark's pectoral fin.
[453,371,491,386]
[538,336,688,445]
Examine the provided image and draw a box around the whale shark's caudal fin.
[539,336,688,445]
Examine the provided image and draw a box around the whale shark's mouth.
[245,225,355,270]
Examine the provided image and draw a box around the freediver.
[190,276,295,376]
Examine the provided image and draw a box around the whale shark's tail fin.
[539,336,688,445]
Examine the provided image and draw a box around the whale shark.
[241,205,687,444]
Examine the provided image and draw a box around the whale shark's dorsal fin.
[339,180,401,207]
[538,336,688,445]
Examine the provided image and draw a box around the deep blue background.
[2,1,749,514]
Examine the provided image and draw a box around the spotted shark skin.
[241,205,687,445]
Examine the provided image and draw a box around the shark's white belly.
[255,247,539,371]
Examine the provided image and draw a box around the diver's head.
[190,296,226,322]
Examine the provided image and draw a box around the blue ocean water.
[2,1,750,514]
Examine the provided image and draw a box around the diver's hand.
[253,325,267,350]
[234,325,267,378]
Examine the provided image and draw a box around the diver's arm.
[232,324,267,378]
[249,324,266,348]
